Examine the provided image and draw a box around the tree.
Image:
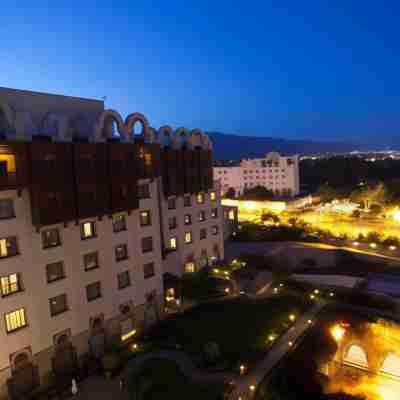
[316,184,341,203]
[239,186,274,200]
[223,187,236,198]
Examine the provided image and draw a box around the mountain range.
[207,132,369,160]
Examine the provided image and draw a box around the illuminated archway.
[344,344,369,369]
[125,112,151,142]
[95,110,125,140]
[380,353,400,377]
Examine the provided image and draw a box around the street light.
[289,314,296,322]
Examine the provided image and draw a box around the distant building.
[214,152,300,197]
[0,87,223,397]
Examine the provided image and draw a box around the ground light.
[289,314,296,322]
[288,341,293,347]
[225,287,230,294]
[268,334,276,342]
[307,319,313,324]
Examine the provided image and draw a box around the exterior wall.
[162,182,224,277]
[214,153,300,197]
[0,180,164,397]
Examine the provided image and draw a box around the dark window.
[81,221,96,240]
[198,211,206,222]
[113,215,127,232]
[141,237,153,253]
[118,271,131,289]
[42,228,61,249]
[168,216,177,230]
[1,273,22,296]
[184,196,191,207]
[184,214,192,225]
[5,308,27,333]
[138,184,150,199]
[211,208,218,218]
[115,244,128,261]
[120,185,128,199]
[200,228,207,240]
[144,262,155,279]
[0,236,18,258]
[84,251,99,271]
[86,282,101,302]
[0,199,15,219]
[140,210,151,226]
[212,225,219,235]
[49,294,68,316]
[46,262,65,283]
[168,198,176,210]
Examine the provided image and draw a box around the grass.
[144,294,311,369]
[127,358,225,400]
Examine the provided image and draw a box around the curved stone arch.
[125,112,151,142]
[0,102,15,133]
[41,112,70,140]
[175,127,189,149]
[187,129,204,150]
[380,352,400,377]
[201,133,213,151]
[94,109,126,141]
[343,343,369,369]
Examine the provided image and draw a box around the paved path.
[228,300,327,400]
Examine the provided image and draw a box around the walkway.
[228,300,327,400]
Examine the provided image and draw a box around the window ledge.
[50,309,69,317]
[42,243,62,250]
[0,252,20,260]
[1,289,24,298]
[47,276,66,284]
[6,324,29,335]
[81,235,97,241]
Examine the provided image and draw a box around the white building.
[0,87,223,398]
[214,152,300,197]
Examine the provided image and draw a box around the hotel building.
[0,87,223,397]
[214,152,300,197]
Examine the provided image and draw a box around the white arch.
[94,109,126,141]
[125,112,151,142]
[380,353,400,377]
[344,345,369,369]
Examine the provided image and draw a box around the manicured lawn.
[145,295,310,368]
[127,359,224,400]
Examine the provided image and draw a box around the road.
[228,300,327,400]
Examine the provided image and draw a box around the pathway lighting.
[240,364,245,375]
[279,283,284,287]
[268,334,276,342]
[289,314,296,322]
[329,292,335,297]
[225,287,231,294]
[310,294,315,300]
[353,241,359,246]
[370,243,377,249]
[288,341,293,347]
[330,324,346,342]
[273,288,279,294]
[314,289,319,294]
[308,319,313,324]
[389,245,397,251]
[249,385,256,392]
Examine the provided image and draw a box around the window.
[84,251,99,271]
[46,262,65,283]
[141,237,153,253]
[168,198,176,210]
[212,225,219,235]
[140,210,151,226]
[42,228,61,249]
[0,154,16,176]
[113,215,127,232]
[196,193,204,204]
[1,273,21,296]
[138,183,150,199]
[81,221,96,240]
[184,232,192,244]
[49,294,68,316]
[0,199,15,219]
[86,282,101,302]
[198,211,206,222]
[118,271,131,290]
[115,244,128,261]
[169,237,177,250]
[228,209,235,220]
[211,208,218,219]
[168,216,177,230]
[184,262,195,273]
[200,228,207,240]
[210,191,216,201]
[5,308,27,333]
[0,236,18,258]
[143,262,155,279]
[184,196,191,207]
[184,214,192,225]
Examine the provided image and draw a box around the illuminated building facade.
[0,87,223,396]
[214,152,300,197]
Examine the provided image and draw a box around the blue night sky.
[1,1,400,144]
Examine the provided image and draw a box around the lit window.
[115,244,128,261]
[228,210,235,220]
[42,228,61,249]
[0,154,16,175]
[185,232,192,244]
[184,214,192,225]
[1,273,21,296]
[49,294,68,316]
[184,262,195,273]
[81,222,96,240]
[210,191,216,201]
[212,225,219,235]
[169,237,177,250]
[144,152,152,167]
[198,211,206,222]
[140,210,151,226]
[0,236,18,258]
[211,208,218,218]
[197,193,204,204]
[113,215,127,232]
[46,262,65,283]
[5,308,27,333]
